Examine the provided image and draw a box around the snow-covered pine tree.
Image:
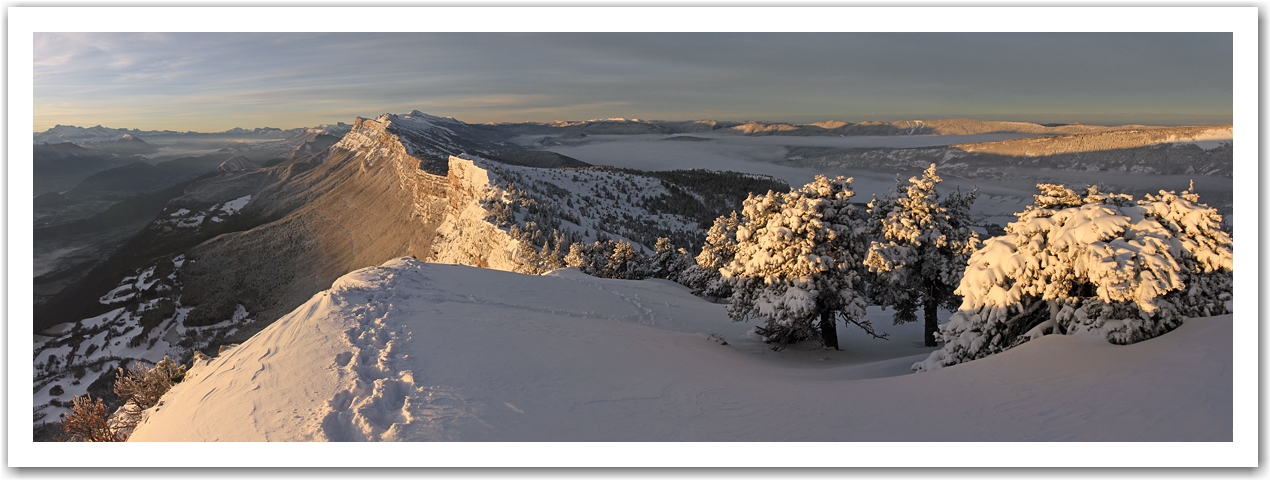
[566,238,609,274]
[697,211,740,271]
[913,183,1233,372]
[565,239,650,280]
[722,176,883,350]
[681,212,741,298]
[647,238,694,282]
[865,164,979,347]
[606,241,646,280]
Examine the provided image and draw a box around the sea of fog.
[513,132,1041,150]
[141,136,287,162]
[527,133,1041,189]
[529,133,1232,226]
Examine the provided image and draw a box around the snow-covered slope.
[129,258,1231,442]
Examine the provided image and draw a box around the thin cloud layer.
[34,33,1233,131]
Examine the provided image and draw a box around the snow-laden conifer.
[680,212,741,298]
[865,164,979,346]
[913,182,1233,371]
[647,238,694,282]
[565,239,649,280]
[721,176,884,349]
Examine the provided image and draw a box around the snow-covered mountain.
[32,112,786,428]
[32,122,354,145]
[127,257,1232,442]
[33,125,149,144]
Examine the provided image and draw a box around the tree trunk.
[924,299,938,347]
[820,310,840,350]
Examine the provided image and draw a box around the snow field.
[32,254,196,424]
[130,258,1231,442]
[155,195,252,230]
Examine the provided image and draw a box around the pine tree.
[647,238,693,282]
[913,183,1234,371]
[864,164,979,347]
[606,241,645,280]
[565,241,606,276]
[722,176,883,350]
[565,239,650,280]
[682,212,741,298]
[696,211,740,271]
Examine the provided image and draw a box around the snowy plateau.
[129,258,1231,442]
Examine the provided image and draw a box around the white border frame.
[8,6,1257,468]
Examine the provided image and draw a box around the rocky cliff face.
[430,155,523,271]
[175,116,457,332]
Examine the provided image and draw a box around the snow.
[130,257,1230,443]
[133,266,158,291]
[98,284,135,304]
[215,195,252,215]
[158,196,250,230]
[433,155,713,269]
[1169,126,1233,150]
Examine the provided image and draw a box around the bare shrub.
[113,356,186,429]
[60,396,123,442]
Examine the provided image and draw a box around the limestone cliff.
[429,156,525,272]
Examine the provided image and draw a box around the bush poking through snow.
[721,176,885,350]
[113,356,187,430]
[60,395,124,442]
[913,183,1233,372]
[865,164,979,347]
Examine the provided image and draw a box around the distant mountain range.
[33,123,354,145]
[40,115,1229,144]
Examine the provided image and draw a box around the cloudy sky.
[33,32,1232,132]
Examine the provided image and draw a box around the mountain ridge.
[33,111,787,431]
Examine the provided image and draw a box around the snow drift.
[129,258,1231,442]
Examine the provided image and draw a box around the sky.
[33,32,1233,132]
